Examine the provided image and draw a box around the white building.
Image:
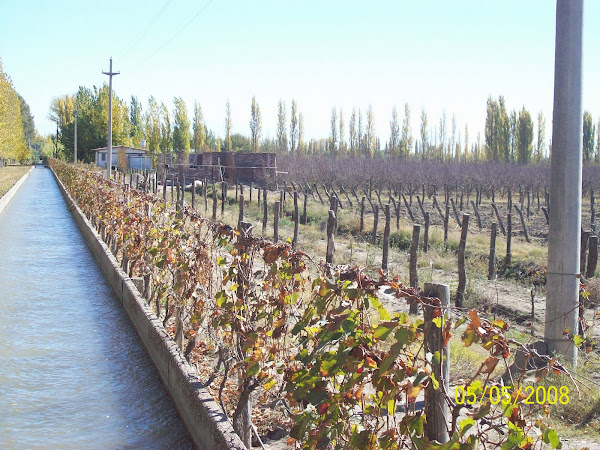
[92,146,152,170]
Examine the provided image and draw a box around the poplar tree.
[298,112,305,155]
[339,109,346,156]
[399,103,413,157]
[365,105,375,158]
[438,110,447,160]
[249,96,262,153]
[389,106,400,156]
[130,95,144,146]
[290,100,298,154]
[145,95,161,155]
[276,99,288,152]
[535,111,546,162]
[583,111,596,163]
[172,97,191,153]
[329,107,338,157]
[516,106,533,164]
[192,100,206,152]
[159,103,172,153]
[349,108,357,157]
[420,108,428,160]
[225,100,232,152]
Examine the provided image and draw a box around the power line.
[136,0,215,66]
[121,0,174,59]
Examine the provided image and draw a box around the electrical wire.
[120,0,174,59]
[136,0,215,66]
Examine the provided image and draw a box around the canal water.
[0,167,192,448]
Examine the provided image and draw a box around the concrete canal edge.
[0,166,34,216]
[52,169,246,450]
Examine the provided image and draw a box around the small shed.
[93,146,152,170]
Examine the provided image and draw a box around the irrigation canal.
[0,166,192,448]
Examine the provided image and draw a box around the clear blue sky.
[1,1,599,147]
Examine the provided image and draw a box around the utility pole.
[545,0,583,364]
[102,57,119,179]
[74,107,78,164]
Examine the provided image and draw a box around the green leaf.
[216,256,226,266]
[459,418,476,436]
[246,361,260,377]
[432,317,442,328]
[543,428,561,449]
[216,291,227,307]
[373,322,396,341]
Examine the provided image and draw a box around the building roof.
[92,145,148,153]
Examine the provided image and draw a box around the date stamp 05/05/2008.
[454,385,570,406]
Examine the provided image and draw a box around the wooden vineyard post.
[506,213,512,266]
[586,235,598,278]
[455,214,470,308]
[302,192,308,225]
[204,181,208,212]
[489,222,497,280]
[491,203,506,235]
[221,182,227,215]
[513,204,531,243]
[171,176,175,203]
[382,204,390,270]
[212,187,218,222]
[360,197,365,232]
[444,205,450,245]
[372,204,379,245]
[273,200,280,242]
[470,200,483,230]
[293,192,299,249]
[250,182,253,203]
[261,188,268,232]
[326,210,336,264]
[238,194,244,229]
[409,224,421,314]
[423,211,430,253]
[423,282,450,444]
[591,189,596,231]
[162,170,167,201]
[581,230,591,275]
[258,187,261,208]
[191,177,196,209]
[330,196,338,235]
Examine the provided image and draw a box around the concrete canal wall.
[52,169,246,450]
[0,166,33,215]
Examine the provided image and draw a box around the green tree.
[420,108,428,160]
[0,59,29,162]
[225,100,232,152]
[399,103,413,157]
[583,111,595,163]
[365,105,376,158]
[145,96,161,156]
[130,95,144,147]
[329,106,338,157]
[535,111,546,162]
[290,100,298,154]
[338,109,346,156]
[249,96,262,152]
[172,97,191,153]
[516,107,534,164]
[159,103,172,153]
[17,94,35,146]
[438,110,447,160]
[349,108,357,157]
[276,99,287,152]
[389,106,400,156]
[192,100,207,152]
[298,112,305,155]
[508,109,517,162]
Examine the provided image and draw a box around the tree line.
[49,85,600,165]
[0,58,35,163]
